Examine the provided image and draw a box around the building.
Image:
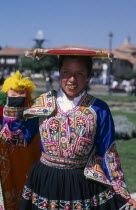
[0,47,29,75]
[112,38,136,75]
[0,38,136,80]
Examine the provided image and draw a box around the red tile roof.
[0,47,30,56]
[112,41,136,64]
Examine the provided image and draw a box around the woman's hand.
[8,88,27,97]
[128,198,136,208]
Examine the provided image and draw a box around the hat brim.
[25,48,115,60]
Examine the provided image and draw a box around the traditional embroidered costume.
[0,48,135,210]
[0,89,133,210]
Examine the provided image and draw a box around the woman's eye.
[62,71,70,77]
[77,72,83,77]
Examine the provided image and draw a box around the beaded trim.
[0,123,27,147]
[22,185,118,209]
[84,148,112,186]
[24,91,56,117]
[105,142,131,200]
[3,106,24,122]
[40,152,88,169]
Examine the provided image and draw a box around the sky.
[0,0,136,50]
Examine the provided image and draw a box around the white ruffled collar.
[57,88,85,112]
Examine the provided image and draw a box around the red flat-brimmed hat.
[25,47,116,61]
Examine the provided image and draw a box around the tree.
[114,70,136,81]
[19,54,58,74]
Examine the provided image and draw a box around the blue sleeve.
[8,117,39,144]
[84,98,130,200]
[94,101,115,180]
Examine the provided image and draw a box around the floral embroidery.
[70,127,75,132]
[22,185,117,209]
[24,91,56,117]
[63,148,72,158]
[22,186,32,200]
[88,113,94,119]
[74,137,94,156]
[62,143,67,149]
[61,131,66,137]
[42,143,60,156]
[75,110,81,115]
[106,142,130,199]
[49,120,59,130]
[39,94,96,158]
[70,132,76,138]
[47,102,52,107]
[61,137,67,143]
[76,116,86,125]
[84,148,112,186]
[0,123,27,147]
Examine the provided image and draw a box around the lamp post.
[108,32,113,94]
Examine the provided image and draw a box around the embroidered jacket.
[0,90,130,200]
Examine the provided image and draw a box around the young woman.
[0,49,136,210]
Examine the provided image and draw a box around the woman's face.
[59,58,90,100]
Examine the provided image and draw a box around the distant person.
[0,48,136,210]
[111,80,118,89]
[130,79,136,96]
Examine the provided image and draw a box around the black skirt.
[20,161,131,210]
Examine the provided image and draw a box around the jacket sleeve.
[84,100,131,200]
[0,97,39,147]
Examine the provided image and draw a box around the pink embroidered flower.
[88,114,93,119]
[65,204,71,210]
[49,120,59,130]
[70,132,76,138]
[63,151,69,158]
[42,202,48,208]
[47,102,52,107]
[50,145,57,151]
[80,141,86,146]
[61,137,67,143]
[63,149,72,158]
[76,110,81,115]
[93,197,97,204]
[113,184,119,191]
[77,117,86,125]
[103,177,108,182]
